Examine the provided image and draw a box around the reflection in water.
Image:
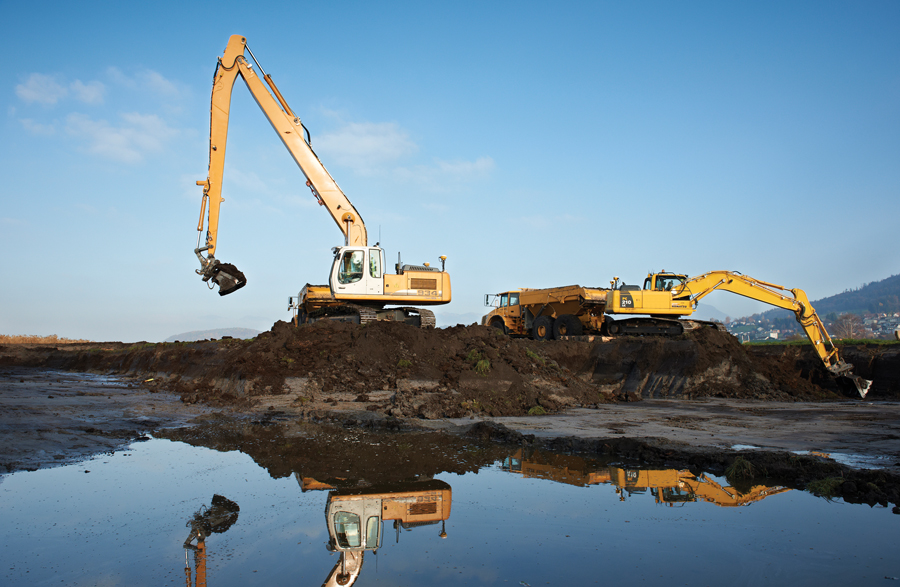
[3,437,896,586]
[183,494,240,587]
[312,478,452,587]
[500,449,791,507]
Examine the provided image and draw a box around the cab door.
[332,248,367,295]
[366,248,384,296]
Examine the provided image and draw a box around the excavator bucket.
[847,375,873,399]
[211,262,247,296]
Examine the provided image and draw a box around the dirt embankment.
[1,322,896,419]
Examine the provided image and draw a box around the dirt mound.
[3,321,888,419]
[172,320,611,417]
[583,326,836,400]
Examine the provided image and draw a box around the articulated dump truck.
[482,270,872,397]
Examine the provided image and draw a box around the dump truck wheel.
[533,316,553,341]
[553,314,583,338]
[607,320,621,335]
[490,318,507,334]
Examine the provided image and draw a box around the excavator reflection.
[500,449,790,507]
[307,477,452,587]
[183,494,240,587]
[179,481,449,587]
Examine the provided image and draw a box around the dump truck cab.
[482,291,524,333]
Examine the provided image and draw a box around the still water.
[1,434,896,586]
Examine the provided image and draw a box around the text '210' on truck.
[482,270,871,397]
[192,35,450,327]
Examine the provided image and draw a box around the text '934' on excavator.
[193,35,450,327]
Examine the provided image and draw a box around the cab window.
[338,250,364,284]
[365,516,380,548]
[333,512,361,548]
[509,293,519,306]
[656,276,684,291]
[369,249,382,278]
[643,278,652,290]
[500,293,509,307]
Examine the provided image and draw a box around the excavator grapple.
[209,262,246,296]
[194,246,246,296]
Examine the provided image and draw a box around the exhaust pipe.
[195,247,247,296]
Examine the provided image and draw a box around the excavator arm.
[673,271,872,397]
[194,34,367,295]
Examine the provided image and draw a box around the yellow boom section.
[197,34,367,257]
[675,271,846,376]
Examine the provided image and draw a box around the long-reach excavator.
[193,35,450,327]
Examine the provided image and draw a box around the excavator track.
[607,317,726,336]
[303,305,434,328]
[415,307,436,329]
[376,307,436,328]
[306,304,377,325]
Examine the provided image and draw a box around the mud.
[2,321,896,425]
[0,368,212,472]
[2,322,899,510]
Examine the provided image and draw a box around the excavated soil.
[1,321,895,422]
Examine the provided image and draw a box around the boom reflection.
[499,449,790,507]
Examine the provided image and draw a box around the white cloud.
[106,67,182,97]
[15,74,106,106]
[314,118,494,191]
[16,73,68,105]
[393,156,495,191]
[70,79,105,104]
[20,118,56,135]
[316,122,418,171]
[140,70,180,96]
[65,112,178,163]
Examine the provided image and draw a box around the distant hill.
[743,274,900,322]
[165,328,261,342]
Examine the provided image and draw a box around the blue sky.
[3,1,898,341]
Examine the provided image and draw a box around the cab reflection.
[181,479,451,587]
[500,449,790,507]
[300,477,452,587]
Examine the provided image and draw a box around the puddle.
[2,434,898,586]
[791,450,897,471]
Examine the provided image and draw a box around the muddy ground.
[1,321,899,511]
[3,321,898,416]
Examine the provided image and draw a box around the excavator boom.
[194,35,367,294]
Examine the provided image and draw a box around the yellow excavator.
[606,270,872,397]
[483,270,871,396]
[193,35,450,327]
[499,449,791,508]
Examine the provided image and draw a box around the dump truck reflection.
[500,449,790,507]
[298,477,452,587]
